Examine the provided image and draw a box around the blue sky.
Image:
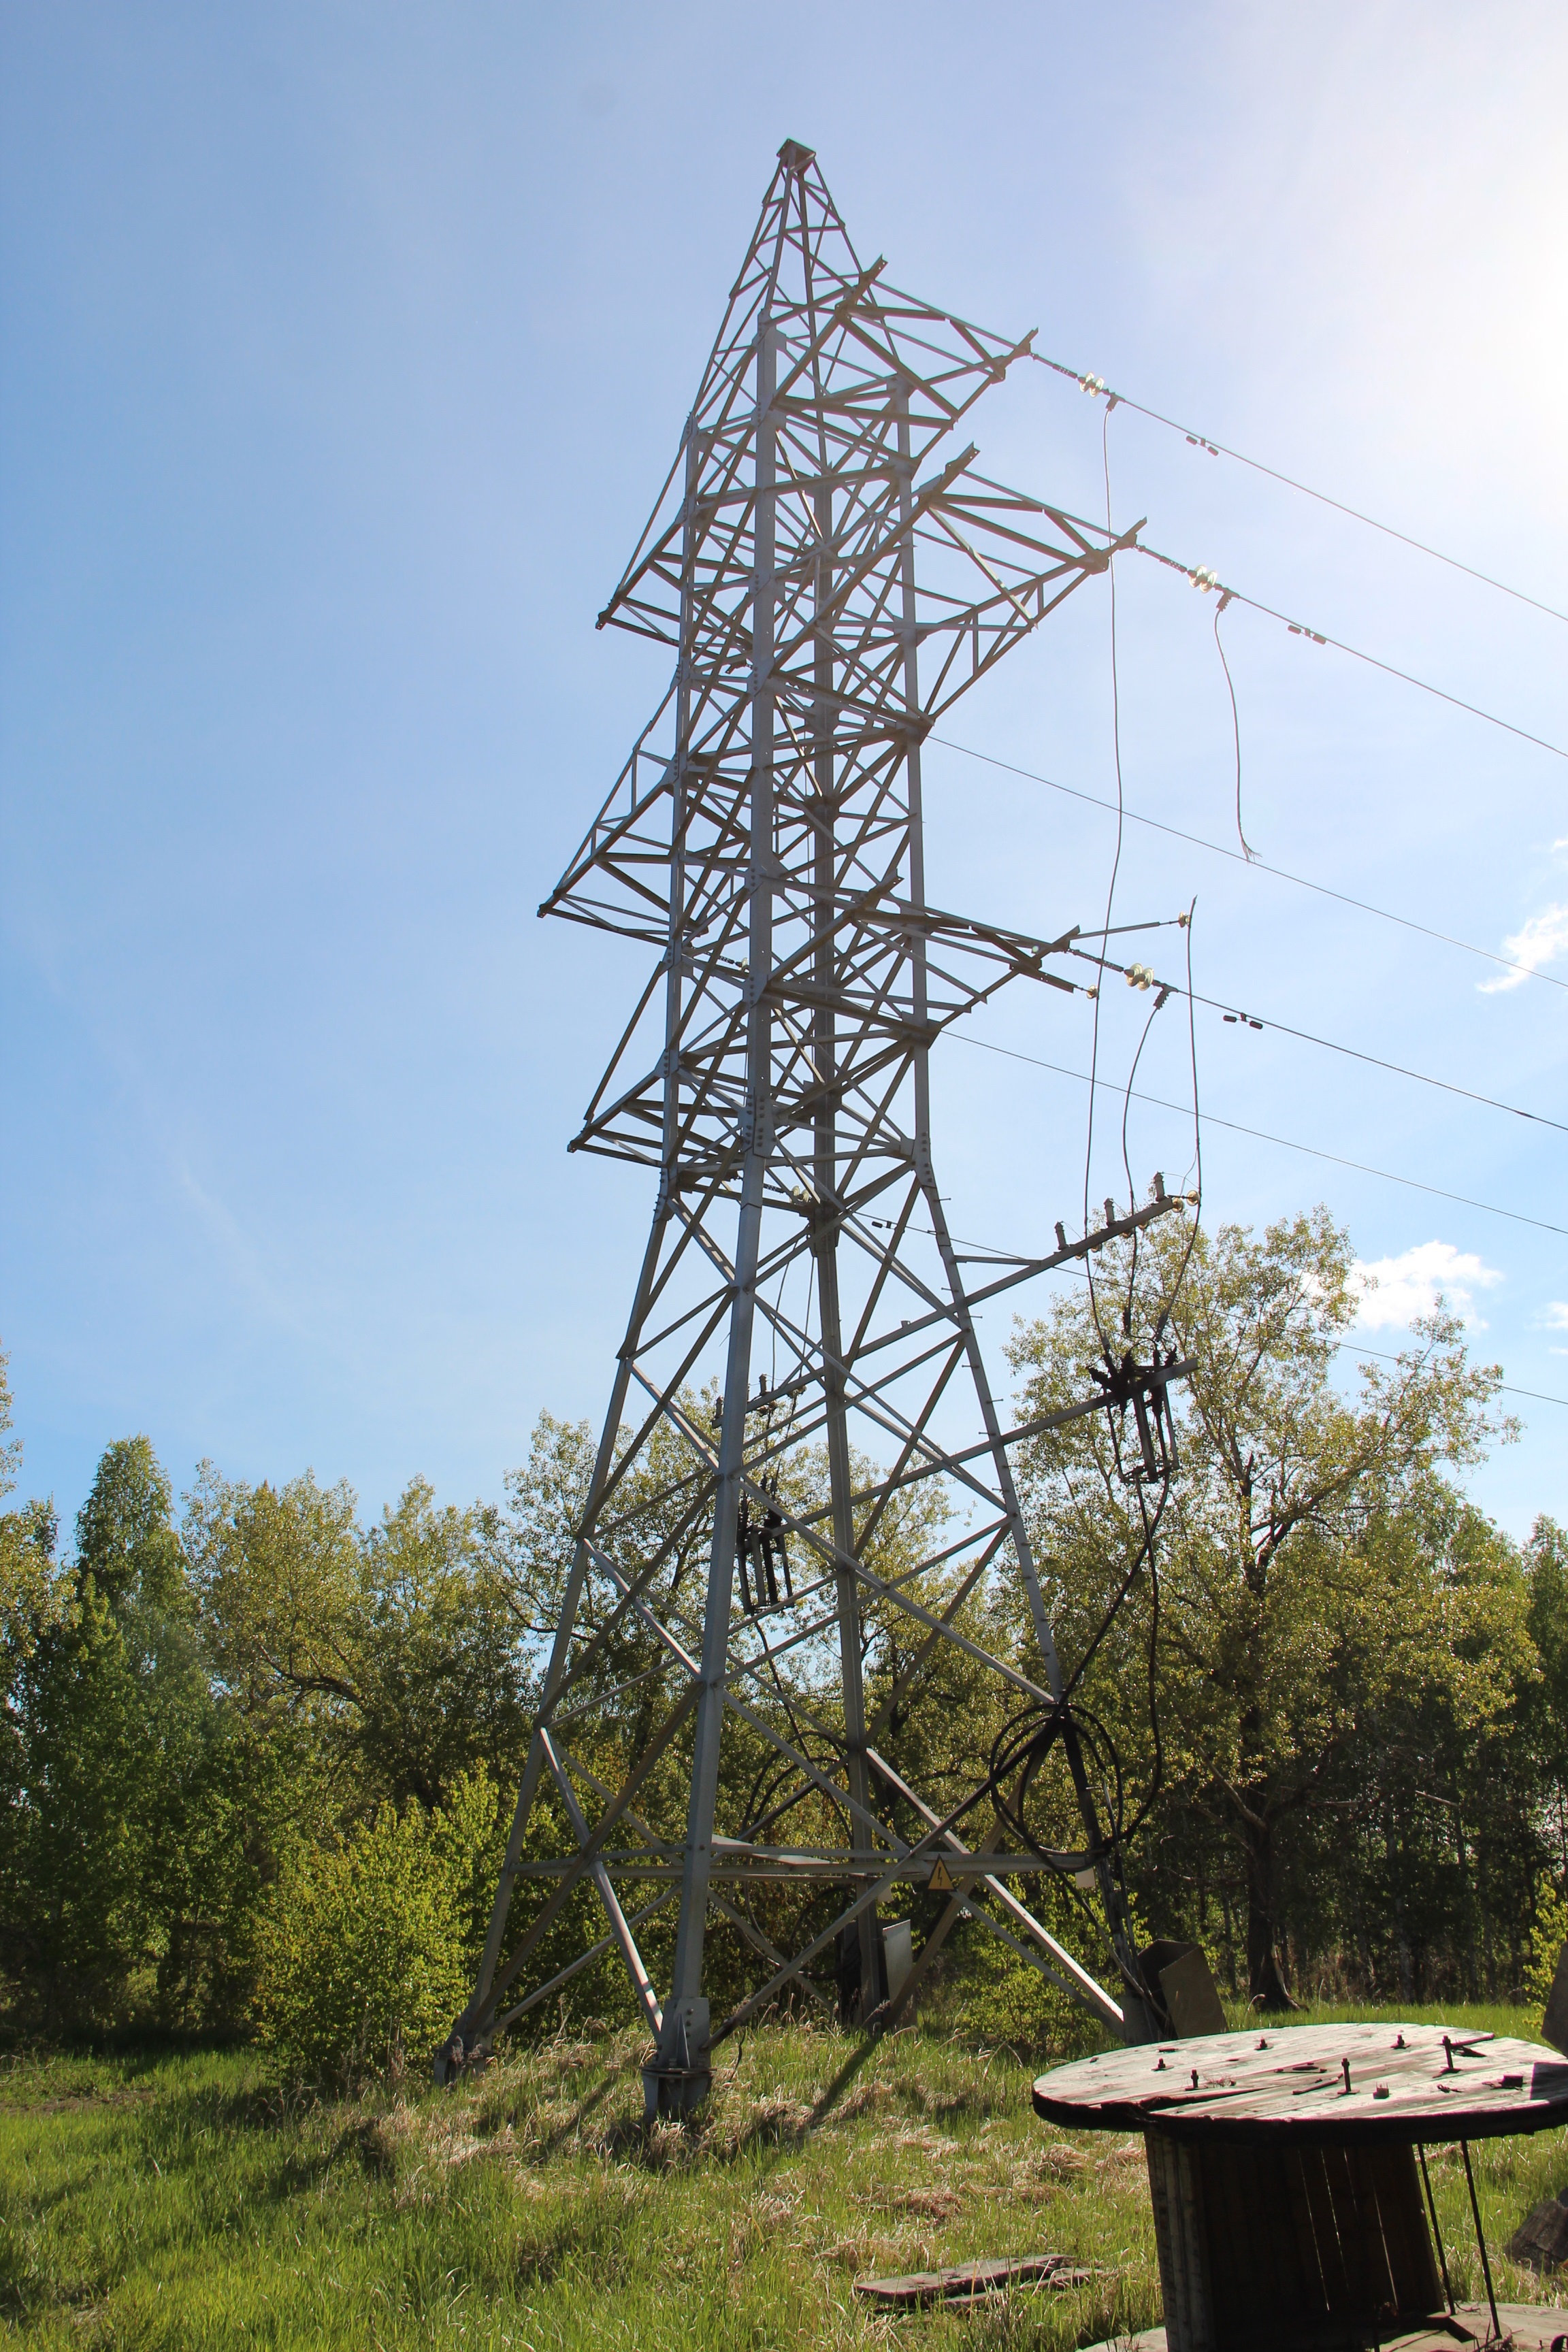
[3,0,1565,1543]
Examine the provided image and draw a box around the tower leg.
[643,1149,762,2114]
[645,314,780,2117]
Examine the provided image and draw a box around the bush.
[962,1955,1109,2058]
[252,1769,499,2085]
[1526,1880,1568,2012]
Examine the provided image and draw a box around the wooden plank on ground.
[853,2253,1096,2305]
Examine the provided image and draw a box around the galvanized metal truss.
[451,140,1186,2112]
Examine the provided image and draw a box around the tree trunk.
[1240,1810,1296,2010]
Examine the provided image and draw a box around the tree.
[0,1344,61,1727]
[1007,1206,1520,2007]
[75,1437,186,1612]
[495,1399,964,2027]
[0,1432,265,2031]
[1524,1516,1568,1878]
[187,1467,532,1818]
[1290,1486,1536,2001]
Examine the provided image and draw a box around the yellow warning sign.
[928,1858,955,1893]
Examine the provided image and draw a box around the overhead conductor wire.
[1077,949,1568,1138]
[1138,542,1568,765]
[1120,981,1166,1330]
[1029,359,1567,762]
[1019,400,1194,1975]
[1118,896,1200,1336]
[968,357,1564,1906]
[955,1029,1566,1238]
[1161,898,1205,1339]
[931,736,1568,996]
[988,359,1558,1953]
[1032,350,1568,631]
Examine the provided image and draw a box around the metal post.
[1417,2142,1454,2313]
[451,411,710,2074]
[645,312,779,2117]
[1459,2140,1502,2345]
[810,469,881,2019]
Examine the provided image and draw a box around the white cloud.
[1352,1241,1503,1330]
[1537,1303,1568,1333]
[1478,902,1568,993]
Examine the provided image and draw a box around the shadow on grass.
[804,2031,880,2129]
[506,2024,892,2174]
[534,2063,627,2162]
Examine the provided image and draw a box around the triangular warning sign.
[928,1858,955,1893]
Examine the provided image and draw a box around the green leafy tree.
[1008,1207,1520,2007]
[75,1437,186,1612]
[0,1345,61,1729]
[0,1433,266,2031]
[187,1468,532,1817]
[1524,1517,1568,1875]
[1286,1488,1536,2001]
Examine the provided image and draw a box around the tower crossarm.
[562,897,1094,1166]
[540,489,1139,949]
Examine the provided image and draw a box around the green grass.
[1,2005,1565,2349]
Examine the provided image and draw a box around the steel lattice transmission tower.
[449,140,1184,2112]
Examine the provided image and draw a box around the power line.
[1338,1341,1568,1412]
[931,735,1568,996]
[1137,542,1568,765]
[951,1031,1568,1239]
[953,1225,1568,1409]
[977,1247,1568,1411]
[1088,956,1568,1139]
[1031,350,1568,630]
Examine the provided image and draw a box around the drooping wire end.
[1211,600,1258,863]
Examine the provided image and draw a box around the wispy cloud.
[1478,902,1568,993]
[1353,1241,1503,1329]
[1535,1302,1568,1333]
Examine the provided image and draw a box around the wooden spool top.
[1032,2022,1568,2147]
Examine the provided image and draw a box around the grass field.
[3,2004,1567,2349]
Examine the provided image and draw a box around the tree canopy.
[1008,1207,1530,2005]
[0,1204,1559,2057]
